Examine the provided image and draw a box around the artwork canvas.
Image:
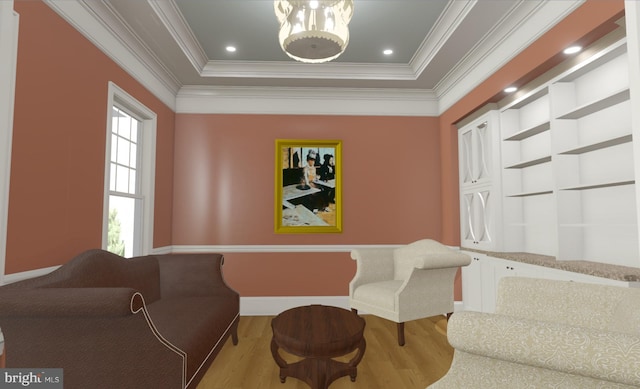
[275,139,342,233]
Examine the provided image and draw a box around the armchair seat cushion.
[352,280,403,310]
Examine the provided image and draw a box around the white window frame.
[103,82,157,256]
[0,1,19,283]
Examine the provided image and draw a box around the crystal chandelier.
[274,0,354,63]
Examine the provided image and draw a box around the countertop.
[461,248,640,283]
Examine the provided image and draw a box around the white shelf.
[506,190,553,198]
[506,86,549,110]
[558,134,632,155]
[503,121,551,141]
[557,88,629,120]
[560,180,635,191]
[558,42,627,82]
[504,155,551,169]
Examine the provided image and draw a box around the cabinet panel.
[459,113,498,188]
[461,251,485,312]
[458,110,502,251]
[460,189,494,249]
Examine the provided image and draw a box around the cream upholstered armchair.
[349,239,471,346]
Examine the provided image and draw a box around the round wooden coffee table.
[270,305,366,389]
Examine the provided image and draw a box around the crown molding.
[435,0,585,112]
[44,0,180,110]
[410,0,476,76]
[176,86,438,116]
[147,0,208,73]
[202,60,416,80]
[44,0,586,117]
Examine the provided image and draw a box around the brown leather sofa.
[0,249,240,389]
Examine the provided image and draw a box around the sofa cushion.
[448,311,640,387]
[146,296,239,382]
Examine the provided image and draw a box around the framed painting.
[275,139,342,233]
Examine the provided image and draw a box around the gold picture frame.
[275,139,342,233]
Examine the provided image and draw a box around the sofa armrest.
[349,248,395,294]
[448,311,640,387]
[156,253,239,299]
[0,288,141,317]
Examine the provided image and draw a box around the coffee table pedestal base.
[271,338,365,389]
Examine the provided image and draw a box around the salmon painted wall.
[173,115,442,295]
[438,0,625,245]
[4,0,626,303]
[5,1,175,274]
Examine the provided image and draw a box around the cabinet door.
[459,120,492,187]
[461,252,485,312]
[460,188,493,249]
[488,258,543,313]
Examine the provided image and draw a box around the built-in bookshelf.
[497,37,638,267]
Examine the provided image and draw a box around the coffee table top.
[272,305,365,358]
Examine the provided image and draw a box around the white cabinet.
[461,254,637,314]
[458,111,502,251]
[460,189,493,249]
[459,117,493,187]
[460,251,486,312]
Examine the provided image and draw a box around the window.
[103,83,156,257]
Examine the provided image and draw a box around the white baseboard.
[240,296,351,316]
[240,296,465,316]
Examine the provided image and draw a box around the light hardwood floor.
[197,315,453,389]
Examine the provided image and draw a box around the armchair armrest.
[156,253,239,299]
[0,288,141,317]
[349,248,395,293]
[414,250,471,270]
[448,311,640,387]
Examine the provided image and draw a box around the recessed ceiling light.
[504,86,517,93]
[564,46,581,55]
[383,49,393,55]
[225,46,237,53]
